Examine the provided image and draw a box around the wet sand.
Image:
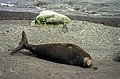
[0,11,120,27]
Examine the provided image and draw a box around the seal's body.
[10,31,92,68]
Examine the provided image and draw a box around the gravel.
[0,20,120,79]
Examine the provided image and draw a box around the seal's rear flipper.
[10,43,23,55]
[10,31,28,55]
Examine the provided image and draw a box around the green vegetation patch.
[31,10,71,27]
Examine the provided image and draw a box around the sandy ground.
[0,0,120,79]
[0,20,120,79]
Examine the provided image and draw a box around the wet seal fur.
[10,31,97,69]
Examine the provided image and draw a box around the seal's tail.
[10,31,28,55]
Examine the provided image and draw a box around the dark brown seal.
[10,31,93,68]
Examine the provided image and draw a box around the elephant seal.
[10,31,94,68]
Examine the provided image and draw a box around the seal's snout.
[83,57,92,67]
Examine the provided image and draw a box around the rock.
[113,52,120,62]
[31,10,70,27]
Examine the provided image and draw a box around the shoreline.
[0,11,120,27]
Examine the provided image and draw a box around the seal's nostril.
[84,57,92,67]
[87,60,92,66]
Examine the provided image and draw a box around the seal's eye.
[83,57,92,67]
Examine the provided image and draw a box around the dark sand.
[0,11,120,27]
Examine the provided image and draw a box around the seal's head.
[83,57,92,68]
